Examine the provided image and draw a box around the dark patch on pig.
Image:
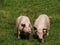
[21,24,25,28]
[20,30,30,40]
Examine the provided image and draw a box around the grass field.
[0,0,60,45]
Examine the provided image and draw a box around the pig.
[16,16,32,39]
[34,14,50,42]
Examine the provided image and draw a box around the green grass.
[0,0,60,45]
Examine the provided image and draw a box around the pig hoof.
[41,40,44,43]
[18,36,20,39]
[47,33,49,36]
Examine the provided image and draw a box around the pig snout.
[38,35,43,40]
[38,35,44,43]
[37,31,44,42]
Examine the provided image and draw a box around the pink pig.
[34,14,50,42]
[16,16,32,39]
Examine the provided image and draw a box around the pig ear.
[29,24,32,28]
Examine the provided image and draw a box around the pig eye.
[34,27,37,30]
[21,24,25,27]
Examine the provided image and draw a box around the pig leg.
[47,23,50,36]
[46,30,49,36]
[17,29,20,39]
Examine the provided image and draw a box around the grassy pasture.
[0,0,60,45]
